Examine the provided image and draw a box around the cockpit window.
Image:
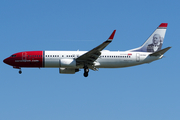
[10,55,16,57]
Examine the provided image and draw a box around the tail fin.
[128,23,168,52]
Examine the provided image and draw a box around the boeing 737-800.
[3,23,171,77]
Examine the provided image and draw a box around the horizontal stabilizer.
[149,47,171,56]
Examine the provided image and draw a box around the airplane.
[3,23,171,77]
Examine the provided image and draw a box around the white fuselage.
[44,50,161,68]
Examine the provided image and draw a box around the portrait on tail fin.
[147,34,163,52]
[127,23,167,53]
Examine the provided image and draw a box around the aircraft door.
[136,53,140,62]
[22,52,27,61]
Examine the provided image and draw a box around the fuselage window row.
[28,55,42,57]
[100,56,131,58]
[45,55,76,58]
[46,55,60,57]
[44,55,131,58]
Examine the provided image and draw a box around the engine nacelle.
[60,59,76,68]
[59,68,79,74]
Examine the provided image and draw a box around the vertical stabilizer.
[128,23,168,52]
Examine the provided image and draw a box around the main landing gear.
[83,65,89,77]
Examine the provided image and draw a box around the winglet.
[108,30,116,41]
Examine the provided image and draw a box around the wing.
[76,30,116,66]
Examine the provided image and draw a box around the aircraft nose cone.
[3,58,9,65]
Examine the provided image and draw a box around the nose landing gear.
[19,69,22,74]
[13,66,22,74]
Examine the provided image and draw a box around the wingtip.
[108,30,116,40]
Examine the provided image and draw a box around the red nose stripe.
[4,51,44,68]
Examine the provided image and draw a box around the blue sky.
[1,0,180,120]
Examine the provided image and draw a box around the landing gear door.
[136,53,140,62]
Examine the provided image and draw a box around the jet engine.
[60,59,76,68]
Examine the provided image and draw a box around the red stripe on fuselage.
[5,51,44,68]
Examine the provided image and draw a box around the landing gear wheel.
[19,70,22,74]
[84,72,88,77]
[83,66,89,77]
